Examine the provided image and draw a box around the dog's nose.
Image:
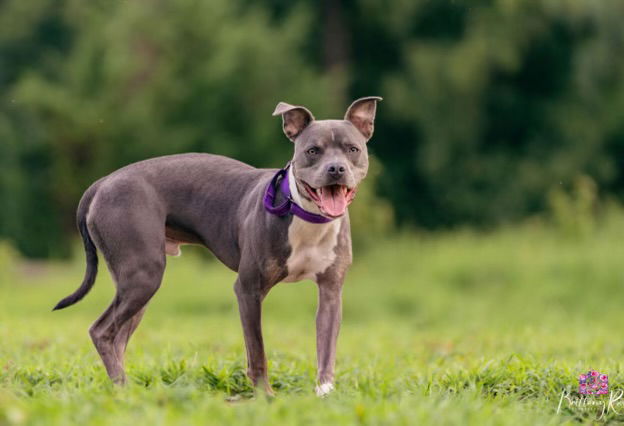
[327,163,346,179]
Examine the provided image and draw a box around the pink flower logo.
[579,370,608,395]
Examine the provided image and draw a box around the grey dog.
[54,96,381,396]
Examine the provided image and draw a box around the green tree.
[370,0,624,227]
[1,0,334,257]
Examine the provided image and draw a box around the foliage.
[376,0,624,227]
[0,0,332,257]
[4,0,624,257]
[547,175,598,238]
[348,156,394,249]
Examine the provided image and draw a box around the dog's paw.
[315,382,334,397]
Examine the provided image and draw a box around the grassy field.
[2,213,624,425]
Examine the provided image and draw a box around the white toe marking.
[315,382,334,397]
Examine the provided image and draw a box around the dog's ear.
[345,96,382,141]
[272,102,315,142]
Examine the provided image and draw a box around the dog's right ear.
[272,102,315,142]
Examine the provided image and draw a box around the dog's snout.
[327,163,346,179]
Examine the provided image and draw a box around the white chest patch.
[283,168,340,283]
[283,217,340,283]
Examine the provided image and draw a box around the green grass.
[2,213,624,425]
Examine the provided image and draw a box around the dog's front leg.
[315,280,343,397]
[234,276,273,396]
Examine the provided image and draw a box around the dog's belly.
[283,217,340,283]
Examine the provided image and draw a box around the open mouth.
[301,181,358,218]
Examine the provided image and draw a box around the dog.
[53,96,381,396]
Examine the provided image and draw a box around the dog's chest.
[282,217,340,283]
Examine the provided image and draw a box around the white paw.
[315,382,334,397]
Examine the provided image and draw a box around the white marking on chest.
[283,217,340,283]
[283,167,340,283]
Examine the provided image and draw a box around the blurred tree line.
[2,0,624,258]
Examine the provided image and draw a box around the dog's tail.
[53,187,99,311]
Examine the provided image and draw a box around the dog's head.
[272,97,381,218]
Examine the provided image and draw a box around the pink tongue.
[320,186,348,216]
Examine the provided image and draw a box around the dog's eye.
[349,146,359,153]
[306,147,319,155]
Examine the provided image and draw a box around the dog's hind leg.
[86,188,167,384]
[89,260,164,384]
[113,306,147,360]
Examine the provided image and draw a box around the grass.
[2,212,624,425]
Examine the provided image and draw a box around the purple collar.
[263,166,334,224]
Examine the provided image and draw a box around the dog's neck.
[288,166,323,215]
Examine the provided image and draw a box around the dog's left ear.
[345,96,382,141]
[272,102,315,142]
